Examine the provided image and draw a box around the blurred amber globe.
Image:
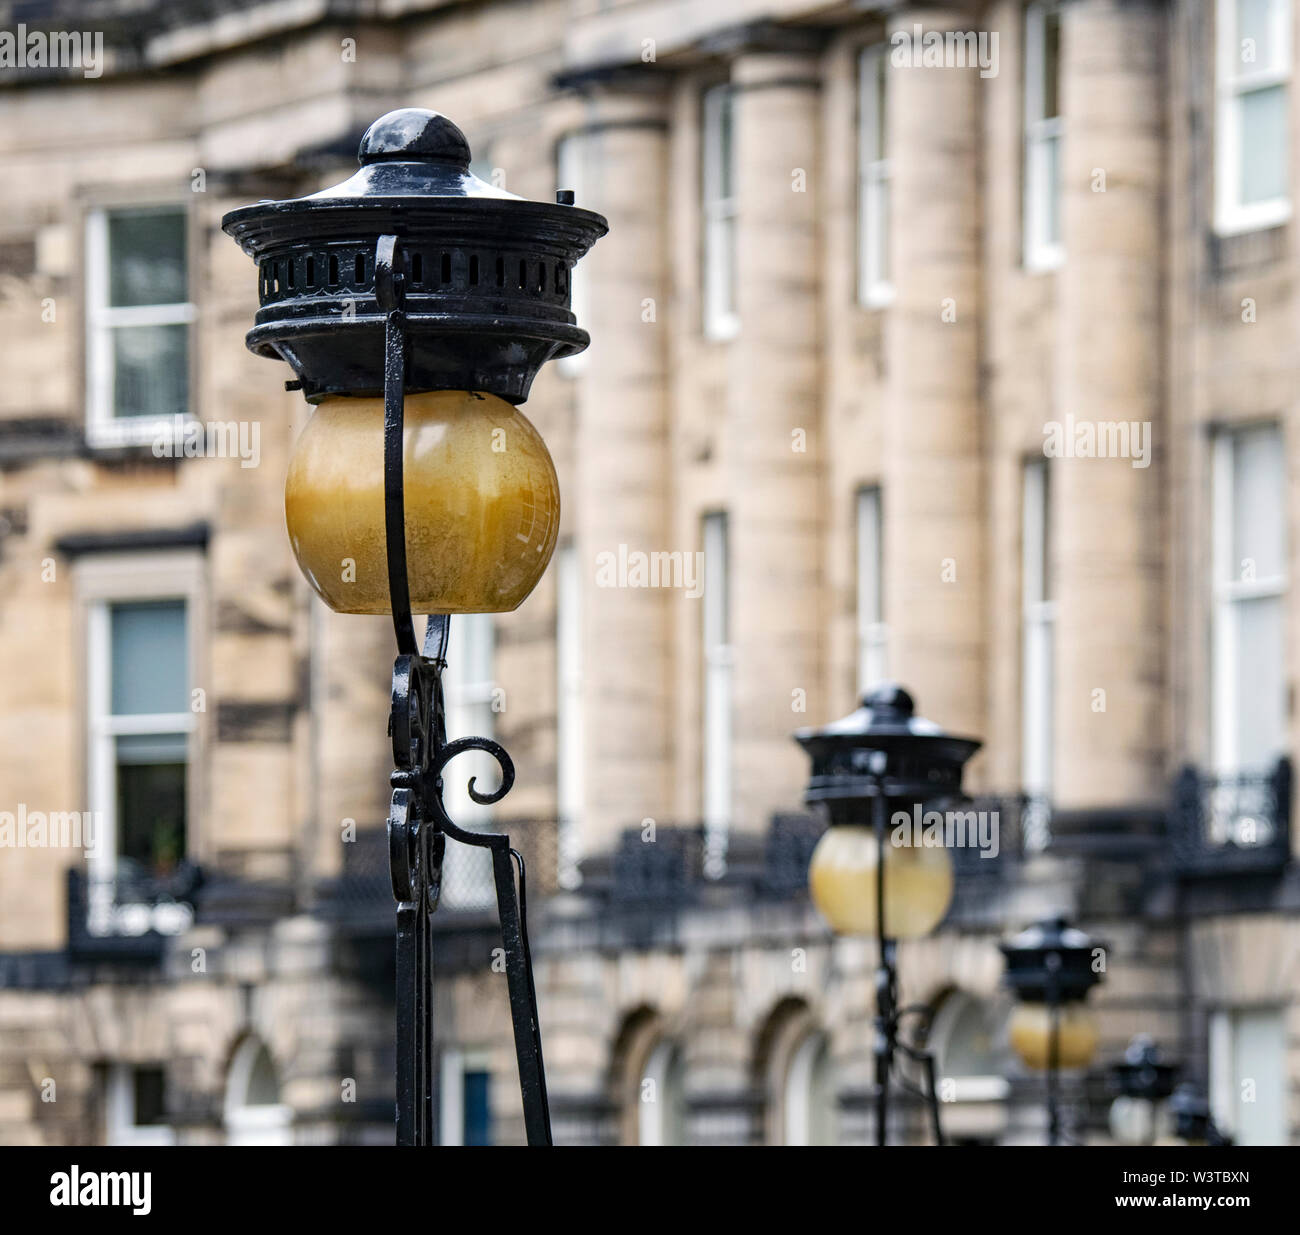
[1008,1002,1100,1071]
[807,824,953,939]
[285,390,559,614]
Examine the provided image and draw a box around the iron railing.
[316,820,561,934]
[66,862,201,962]
[1169,758,1292,876]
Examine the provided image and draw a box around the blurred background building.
[0,0,1295,1146]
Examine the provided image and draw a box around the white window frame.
[224,1038,292,1147]
[1023,1,1064,271]
[78,552,203,938]
[1215,0,1292,235]
[85,205,197,449]
[556,136,590,377]
[782,1030,834,1146]
[1211,424,1288,774]
[857,45,894,307]
[930,991,1012,1106]
[702,512,732,878]
[856,486,888,692]
[439,1046,494,1146]
[701,83,739,340]
[638,1040,686,1147]
[556,542,584,889]
[1209,1007,1288,1144]
[440,614,497,909]
[1022,459,1055,801]
[105,1063,176,1147]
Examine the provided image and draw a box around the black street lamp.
[793,683,981,1146]
[222,108,606,1145]
[1000,916,1104,1145]
[1167,1083,1233,1146]
[1108,1034,1179,1144]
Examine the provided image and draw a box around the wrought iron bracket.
[378,234,553,1147]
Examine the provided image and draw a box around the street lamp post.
[1167,1083,1232,1146]
[1000,916,1104,1145]
[223,108,606,1145]
[793,684,981,1146]
[1109,1034,1179,1145]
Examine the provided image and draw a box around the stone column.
[883,10,986,744]
[727,49,824,839]
[572,82,675,855]
[1054,0,1165,809]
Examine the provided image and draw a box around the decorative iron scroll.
[377,235,552,1147]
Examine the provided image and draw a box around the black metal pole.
[873,785,893,1147]
[1046,958,1061,1147]
[378,235,553,1147]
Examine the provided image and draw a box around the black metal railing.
[1169,757,1292,876]
[316,820,561,933]
[941,794,1033,925]
[66,862,202,962]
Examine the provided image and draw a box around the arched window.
[637,1040,685,1146]
[224,1037,292,1146]
[928,991,1010,1144]
[782,1030,834,1146]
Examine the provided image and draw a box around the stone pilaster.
[1054,0,1165,809]
[883,9,986,745]
[571,83,676,855]
[728,51,824,836]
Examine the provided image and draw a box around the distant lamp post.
[1000,916,1104,1145]
[223,108,606,1145]
[1108,1034,1179,1145]
[794,684,981,1146]
[1167,1083,1233,1146]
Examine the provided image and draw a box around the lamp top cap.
[1001,915,1101,960]
[795,681,971,743]
[358,108,471,168]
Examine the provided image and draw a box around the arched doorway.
[224,1037,292,1146]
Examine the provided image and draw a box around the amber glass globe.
[807,824,953,939]
[285,390,560,614]
[1007,1002,1100,1071]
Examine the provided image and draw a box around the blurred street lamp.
[794,684,981,1146]
[1000,916,1104,1145]
[1167,1083,1232,1146]
[1108,1034,1179,1145]
[223,108,606,1145]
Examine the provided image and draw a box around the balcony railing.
[67,862,201,963]
[1169,758,1292,877]
[315,819,561,934]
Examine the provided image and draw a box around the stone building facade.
[0,0,1296,1146]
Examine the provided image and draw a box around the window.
[857,46,893,306]
[702,512,732,877]
[856,486,888,692]
[1216,0,1292,234]
[701,84,738,339]
[1023,2,1063,270]
[78,551,202,936]
[440,614,497,909]
[556,542,584,889]
[933,994,1011,1100]
[440,1048,494,1146]
[556,137,590,377]
[104,1064,174,1146]
[1212,424,1287,773]
[638,1040,686,1146]
[224,1038,292,1146]
[87,597,194,932]
[1210,1008,1288,1144]
[782,1031,834,1146]
[1021,459,1054,805]
[86,205,194,446]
